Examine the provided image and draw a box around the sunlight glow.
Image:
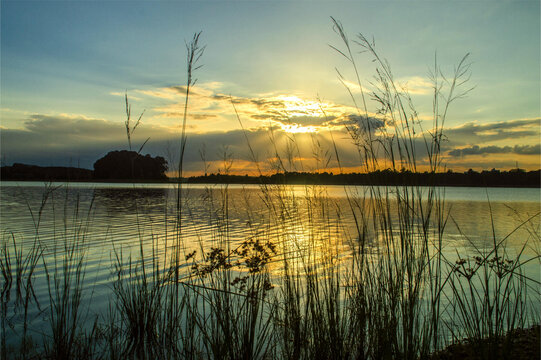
[277,95,325,117]
[281,124,318,133]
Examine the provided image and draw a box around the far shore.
[2,172,540,188]
[2,163,540,187]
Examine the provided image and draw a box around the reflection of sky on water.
[1,182,539,342]
[2,182,538,258]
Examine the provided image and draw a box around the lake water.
[1,181,540,346]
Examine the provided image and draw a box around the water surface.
[1,181,539,343]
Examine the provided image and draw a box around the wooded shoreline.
[2,163,539,187]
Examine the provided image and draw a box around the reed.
[39,187,99,359]
[441,211,540,358]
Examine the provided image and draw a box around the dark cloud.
[211,94,231,101]
[167,85,213,98]
[191,114,217,120]
[1,114,175,168]
[2,112,539,174]
[1,111,354,173]
[169,85,187,95]
[24,114,119,138]
[212,94,251,105]
[332,114,385,130]
[448,144,540,157]
[1,113,288,172]
[211,94,287,110]
[515,144,541,155]
[1,127,110,168]
[445,118,540,145]
[250,112,284,122]
[249,98,284,108]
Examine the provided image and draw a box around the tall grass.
[41,188,98,359]
[1,231,42,359]
[1,21,539,360]
[440,211,539,358]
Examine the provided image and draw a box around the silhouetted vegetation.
[2,163,539,187]
[0,163,93,181]
[93,150,167,180]
[187,168,541,187]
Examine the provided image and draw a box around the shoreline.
[1,178,540,188]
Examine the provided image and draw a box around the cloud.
[397,76,433,95]
[219,94,364,131]
[337,76,432,96]
[23,114,119,138]
[124,83,366,136]
[158,112,217,120]
[448,144,541,157]
[4,81,540,174]
[336,79,372,94]
[110,92,143,101]
[1,109,356,174]
[252,115,332,127]
[331,114,385,130]
[441,118,540,167]
[444,118,540,145]
[136,88,179,100]
[123,83,221,105]
[515,144,541,155]
[1,113,177,168]
[2,111,539,174]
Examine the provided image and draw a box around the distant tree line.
[2,157,539,187]
[1,163,93,181]
[1,151,168,181]
[187,168,540,188]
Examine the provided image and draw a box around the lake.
[1,181,539,352]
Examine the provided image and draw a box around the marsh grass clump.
[1,232,42,359]
[188,240,277,359]
[180,155,278,359]
[40,187,101,359]
[111,249,164,358]
[440,213,540,358]
[314,17,466,359]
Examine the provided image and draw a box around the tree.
[93,150,168,180]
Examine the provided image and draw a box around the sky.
[1,0,539,175]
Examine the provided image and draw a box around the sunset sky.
[1,0,539,175]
